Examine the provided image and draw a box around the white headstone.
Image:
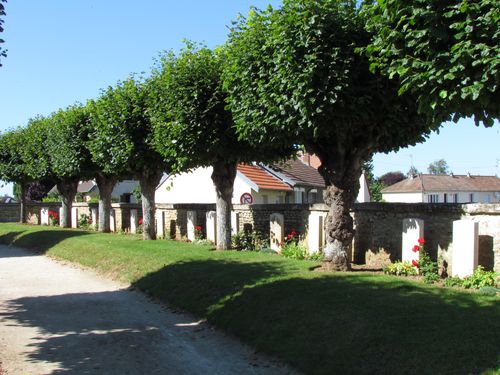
[402,218,424,264]
[110,210,116,232]
[59,207,63,227]
[187,210,197,241]
[91,207,98,230]
[206,211,217,243]
[452,220,479,278]
[41,208,49,225]
[308,212,324,254]
[71,207,78,228]
[130,209,138,234]
[231,211,239,235]
[156,210,165,238]
[270,213,284,252]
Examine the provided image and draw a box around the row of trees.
[1,0,497,269]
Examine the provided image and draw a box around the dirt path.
[0,245,297,374]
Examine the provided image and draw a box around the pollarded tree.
[224,0,436,270]
[0,128,34,222]
[88,77,167,240]
[365,0,499,126]
[46,105,97,228]
[148,44,294,249]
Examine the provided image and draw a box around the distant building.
[49,180,139,203]
[381,174,500,203]
[0,195,16,204]
[155,156,370,205]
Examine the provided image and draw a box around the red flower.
[412,245,420,252]
[412,260,419,268]
[195,225,202,231]
[138,218,143,225]
[418,238,425,244]
[287,234,292,239]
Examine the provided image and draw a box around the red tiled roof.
[237,164,292,191]
[382,174,500,193]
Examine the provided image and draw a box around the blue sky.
[0,0,498,195]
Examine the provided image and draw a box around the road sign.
[240,192,253,204]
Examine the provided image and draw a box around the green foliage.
[78,213,92,229]
[46,105,94,180]
[384,261,418,276]
[444,276,463,288]
[87,76,164,178]
[418,250,440,284]
[224,0,434,159]
[461,266,498,289]
[365,0,500,126]
[231,230,265,251]
[281,242,308,260]
[427,159,450,175]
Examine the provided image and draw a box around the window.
[452,194,458,203]
[428,194,439,203]
[444,194,448,203]
[469,193,474,203]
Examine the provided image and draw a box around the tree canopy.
[427,159,450,175]
[224,0,434,268]
[365,0,500,126]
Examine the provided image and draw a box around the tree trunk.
[19,182,27,223]
[318,157,363,271]
[95,173,117,233]
[57,179,79,228]
[139,171,163,240]
[211,161,237,250]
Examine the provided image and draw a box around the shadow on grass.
[134,260,500,375]
[0,229,91,255]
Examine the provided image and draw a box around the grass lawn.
[0,223,498,374]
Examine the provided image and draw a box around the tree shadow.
[134,260,500,375]
[0,229,91,255]
[134,259,288,317]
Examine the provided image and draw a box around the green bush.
[461,266,498,289]
[281,242,308,260]
[78,213,92,229]
[417,245,440,284]
[231,230,265,251]
[444,276,463,288]
[384,261,417,276]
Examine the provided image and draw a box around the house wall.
[112,180,139,203]
[383,191,500,204]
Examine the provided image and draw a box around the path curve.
[0,245,297,374]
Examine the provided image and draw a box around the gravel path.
[0,245,297,374]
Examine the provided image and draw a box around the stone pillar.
[206,211,217,243]
[231,211,239,236]
[308,212,324,255]
[270,213,284,252]
[156,210,165,238]
[91,207,98,230]
[41,208,49,225]
[110,210,116,232]
[452,220,479,278]
[187,210,197,242]
[71,207,78,229]
[402,218,424,263]
[130,209,138,234]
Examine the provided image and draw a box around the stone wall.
[1,201,498,273]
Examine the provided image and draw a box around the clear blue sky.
[0,0,498,195]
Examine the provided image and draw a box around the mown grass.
[0,223,499,374]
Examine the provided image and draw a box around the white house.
[382,174,500,203]
[49,180,139,203]
[155,158,371,205]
